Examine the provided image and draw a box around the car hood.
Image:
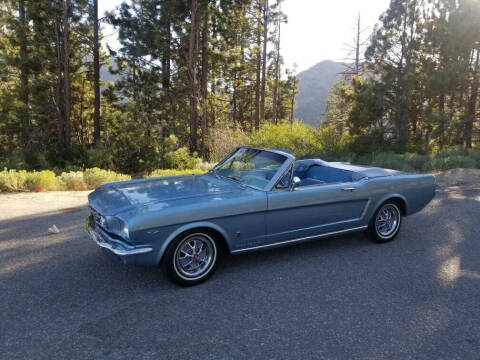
[88,173,246,216]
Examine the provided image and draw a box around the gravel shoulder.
[0,191,91,221]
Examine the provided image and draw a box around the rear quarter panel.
[363,173,436,220]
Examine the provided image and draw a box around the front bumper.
[86,216,153,257]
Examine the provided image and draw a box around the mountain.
[294,60,348,127]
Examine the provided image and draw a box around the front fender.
[154,221,231,264]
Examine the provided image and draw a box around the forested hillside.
[0,0,297,172]
[325,0,480,154]
[294,60,347,127]
[1,0,480,177]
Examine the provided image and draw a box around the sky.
[99,0,391,73]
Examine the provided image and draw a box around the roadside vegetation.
[2,122,479,193]
[0,168,209,193]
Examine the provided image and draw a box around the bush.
[432,147,468,159]
[60,171,88,190]
[370,152,407,171]
[83,168,131,189]
[147,169,206,178]
[468,149,480,168]
[315,126,351,159]
[0,169,28,191]
[164,147,201,170]
[208,126,250,162]
[250,121,322,158]
[404,153,430,171]
[429,155,477,171]
[85,146,115,170]
[24,170,62,191]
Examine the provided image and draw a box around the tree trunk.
[62,0,71,148]
[464,49,480,148]
[93,0,101,144]
[272,1,281,124]
[398,94,409,149]
[200,9,208,157]
[18,0,30,146]
[355,13,360,75]
[253,0,262,130]
[438,92,445,149]
[254,0,261,130]
[55,17,65,150]
[162,20,171,90]
[260,0,268,123]
[188,0,198,152]
[289,76,296,123]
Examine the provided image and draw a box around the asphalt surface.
[1,186,480,359]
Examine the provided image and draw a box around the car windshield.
[214,148,288,189]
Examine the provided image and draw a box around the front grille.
[90,207,107,229]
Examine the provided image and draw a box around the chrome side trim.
[231,225,368,254]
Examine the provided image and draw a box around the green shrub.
[433,147,467,159]
[85,146,115,170]
[404,153,430,171]
[60,171,88,190]
[429,155,477,171]
[164,147,201,170]
[250,121,322,158]
[24,170,62,191]
[208,126,250,162]
[468,149,480,168]
[316,126,351,159]
[83,168,131,189]
[0,169,28,191]
[147,169,206,178]
[370,152,407,171]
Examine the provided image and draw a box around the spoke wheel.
[375,204,399,238]
[163,231,219,286]
[367,202,402,243]
[174,234,215,279]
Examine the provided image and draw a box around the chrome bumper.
[86,216,153,256]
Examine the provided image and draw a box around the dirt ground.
[0,190,91,221]
[433,168,480,188]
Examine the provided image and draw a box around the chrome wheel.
[173,233,217,280]
[375,204,400,238]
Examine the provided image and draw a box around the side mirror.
[291,176,301,190]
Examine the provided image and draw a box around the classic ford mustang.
[87,147,435,285]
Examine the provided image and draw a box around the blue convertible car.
[87,147,435,285]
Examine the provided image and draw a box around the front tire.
[367,202,402,243]
[162,230,220,286]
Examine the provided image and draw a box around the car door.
[265,179,370,245]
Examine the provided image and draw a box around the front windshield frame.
[212,147,295,191]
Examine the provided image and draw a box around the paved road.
[1,187,480,359]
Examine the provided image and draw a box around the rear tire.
[162,230,220,286]
[367,202,402,243]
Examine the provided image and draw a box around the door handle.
[341,187,356,192]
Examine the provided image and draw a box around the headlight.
[106,216,129,240]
